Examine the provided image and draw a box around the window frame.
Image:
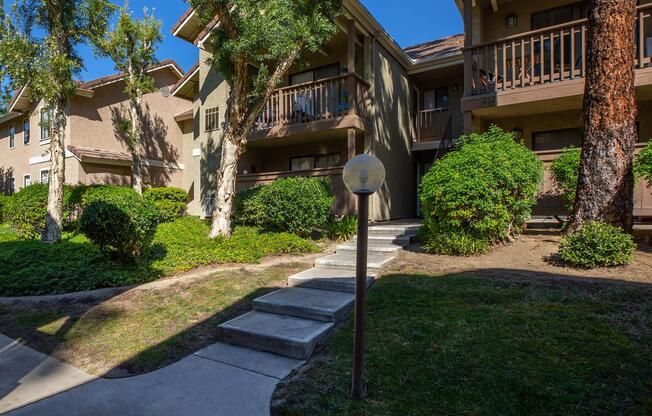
[8,123,15,149]
[23,118,30,145]
[289,63,341,86]
[289,152,342,172]
[40,168,50,185]
[531,2,587,30]
[422,87,450,111]
[40,108,51,142]
[23,174,31,188]
[532,128,583,151]
[204,106,220,132]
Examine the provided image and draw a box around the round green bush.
[4,184,49,239]
[234,177,334,237]
[419,125,543,255]
[144,187,187,222]
[0,194,10,223]
[558,221,636,268]
[638,140,652,184]
[550,147,581,211]
[79,187,158,258]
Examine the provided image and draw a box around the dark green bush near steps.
[550,147,581,211]
[234,177,334,237]
[558,221,636,268]
[144,187,187,222]
[419,125,543,256]
[80,187,158,258]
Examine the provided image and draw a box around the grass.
[0,217,319,296]
[0,264,306,376]
[274,274,652,416]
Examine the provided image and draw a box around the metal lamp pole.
[351,192,369,399]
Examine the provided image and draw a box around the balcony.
[464,3,652,102]
[250,74,370,141]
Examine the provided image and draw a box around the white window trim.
[8,123,15,149]
[23,118,30,145]
[39,168,50,184]
[23,174,31,188]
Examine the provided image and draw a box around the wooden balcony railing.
[466,3,652,95]
[413,108,450,141]
[255,74,369,130]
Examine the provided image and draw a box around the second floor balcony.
[250,73,370,141]
[465,3,652,98]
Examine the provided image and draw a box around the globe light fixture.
[343,154,386,400]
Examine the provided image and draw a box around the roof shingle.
[403,34,465,62]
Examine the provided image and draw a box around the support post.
[347,127,357,214]
[351,192,369,400]
[347,19,357,116]
[463,0,474,97]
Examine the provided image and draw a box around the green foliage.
[0,194,10,223]
[638,140,652,185]
[327,215,358,242]
[550,147,581,211]
[0,218,319,295]
[143,187,187,222]
[79,187,158,258]
[234,177,334,237]
[558,221,636,268]
[419,125,543,255]
[4,184,49,239]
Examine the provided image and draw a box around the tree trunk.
[131,95,144,194]
[209,133,242,238]
[41,99,67,243]
[568,0,638,233]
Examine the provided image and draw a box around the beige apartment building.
[171,0,652,221]
[0,60,192,195]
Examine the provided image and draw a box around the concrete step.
[368,224,421,234]
[253,287,355,322]
[288,267,375,293]
[315,252,395,271]
[354,234,412,246]
[218,311,333,360]
[336,242,402,254]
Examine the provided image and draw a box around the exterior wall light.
[506,14,518,28]
[342,154,386,400]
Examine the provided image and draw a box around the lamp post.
[342,154,386,400]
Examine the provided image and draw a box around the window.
[532,128,582,151]
[423,88,449,111]
[40,169,50,184]
[531,2,587,30]
[8,124,15,148]
[23,119,30,145]
[204,107,220,132]
[23,175,31,188]
[289,64,340,86]
[40,108,51,141]
[290,153,342,171]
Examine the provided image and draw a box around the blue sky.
[2,0,463,81]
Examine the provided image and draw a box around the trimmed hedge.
[550,147,581,211]
[144,187,187,222]
[80,187,158,258]
[559,221,636,268]
[234,177,334,237]
[4,184,49,239]
[419,125,543,256]
[0,194,10,223]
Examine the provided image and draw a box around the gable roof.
[404,34,465,63]
[78,59,184,89]
[171,61,200,100]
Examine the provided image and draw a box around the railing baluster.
[530,35,535,85]
[520,37,525,87]
[639,10,645,68]
[540,33,544,85]
[560,29,565,81]
[511,39,516,88]
[570,27,575,79]
[550,31,555,83]
[581,24,586,77]
[502,41,507,91]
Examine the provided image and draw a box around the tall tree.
[569,0,638,233]
[96,3,162,194]
[189,0,342,237]
[0,0,114,242]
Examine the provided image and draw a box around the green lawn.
[0,217,319,296]
[0,264,305,376]
[274,274,652,416]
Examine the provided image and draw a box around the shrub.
[144,187,187,222]
[4,184,49,239]
[550,147,581,211]
[328,215,358,241]
[419,125,543,255]
[558,221,636,268]
[0,194,10,223]
[79,187,158,258]
[638,140,652,184]
[234,177,334,237]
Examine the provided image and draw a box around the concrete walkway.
[1,334,303,415]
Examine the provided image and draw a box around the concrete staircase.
[217,221,420,360]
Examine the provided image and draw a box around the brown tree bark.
[569,0,638,233]
[41,98,67,243]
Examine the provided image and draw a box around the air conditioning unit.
[203,193,215,218]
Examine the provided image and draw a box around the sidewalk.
[1,334,304,416]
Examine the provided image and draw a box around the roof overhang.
[174,108,194,122]
[408,53,464,75]
[172,9,203,44]
[0,112,21,124]
[171,63,200,100]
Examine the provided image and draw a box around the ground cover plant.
[0,263,306,376]
[419,125,543,255]
[274,272,652,416]
[558,221,636,268]
[0,217,319,296]
[327,215,358,241]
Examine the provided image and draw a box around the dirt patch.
[384,234,652,285]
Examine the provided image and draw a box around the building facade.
[0,60,193,195]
